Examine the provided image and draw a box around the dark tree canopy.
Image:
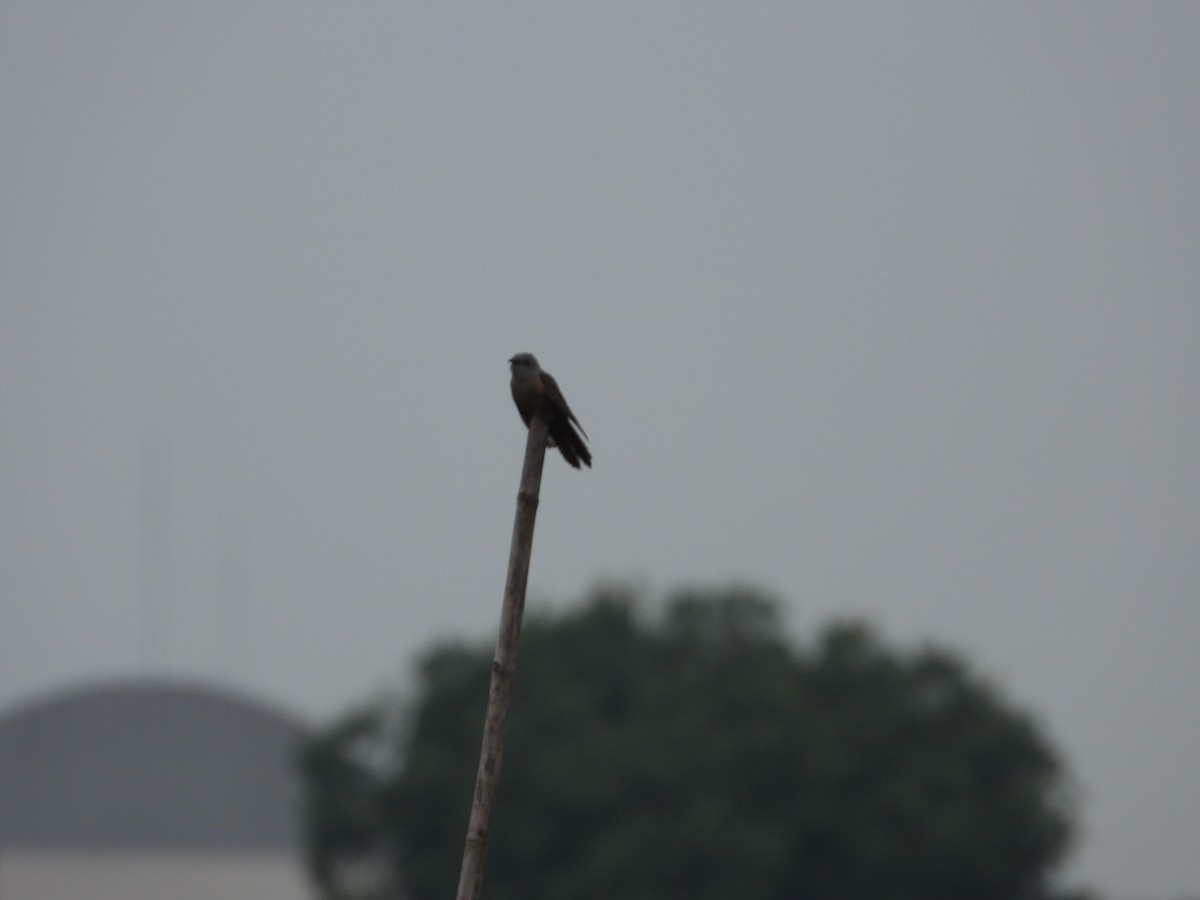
[301,586,1085,900]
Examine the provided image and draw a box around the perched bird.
[508,353,591,469]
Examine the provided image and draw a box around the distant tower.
[139,434,171,671]
[218,511,248,679]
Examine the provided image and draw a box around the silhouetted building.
[0,680,312,900]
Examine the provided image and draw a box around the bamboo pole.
[454,417,548,900]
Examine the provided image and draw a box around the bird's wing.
[539,370,588,440]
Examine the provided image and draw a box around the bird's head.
[508,352,540,373]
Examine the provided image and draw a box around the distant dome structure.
[0,680,308,853]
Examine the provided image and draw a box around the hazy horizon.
[3,6,1197,897]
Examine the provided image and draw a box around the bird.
[508,353,591,469]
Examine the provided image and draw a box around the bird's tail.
[554,423,592,469]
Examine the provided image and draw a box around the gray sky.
[2,5,1197,897]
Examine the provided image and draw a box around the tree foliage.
[301,586,1084,900]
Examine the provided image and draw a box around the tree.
[302,586,1086,900]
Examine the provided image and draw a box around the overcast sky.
[2,5,1198,897]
